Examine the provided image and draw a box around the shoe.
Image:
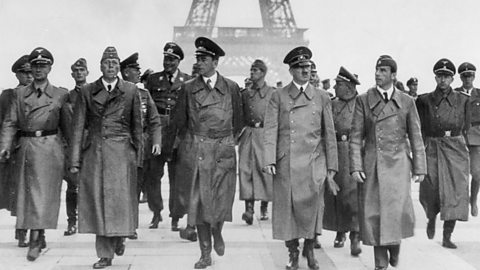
[374,267,387,270]
[64,224,77,236]
[350,232,362,256]
[26,230,41,261]
[114,239,125,256]
[171,218,179,232]
[17,229,28,248]
[333,232,346,248]
[241,211,254,225]
[127,231,138,240]
[149,212,162,229]
[93,258,112,269]
[212,223,225,256]
[427,218,435,239]
[180,226,198,242]
[388,245,400,267]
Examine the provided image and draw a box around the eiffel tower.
[174,0,309,84]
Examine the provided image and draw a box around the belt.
[427,130,461,138]
[158,107,172,115]
[247,121,264,128]
[193,129,233,139]
[336,133,349,141]
[18,129,57,137]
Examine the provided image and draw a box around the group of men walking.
[0,36,478,270]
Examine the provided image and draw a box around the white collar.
[203,72,218,88]
[167,69,179,80]
[463,87,474,94]
[292,81,309,92]
[376,84,394,100]
[102,77,118,91]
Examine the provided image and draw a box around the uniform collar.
[432,87,455,106]
[101,77,118,91]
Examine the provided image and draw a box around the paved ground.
[0,181,479,270]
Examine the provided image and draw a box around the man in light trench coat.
[263,46,339,270]
[349,55,426,270]
[69,47,153,269]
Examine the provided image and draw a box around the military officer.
[0,55,33,248]
[69,47,144,269]
[145,42,193,235]
[238,59,274,224]
[263,47,338,270]
[0,47,71,261]
[169,37,243,269]
[454,62,480,217]
[63,58,89,236]
[309,61,320,88]
[120,52,162,240]
[406,77,419,98]
[416,59,470,250]
[323,66,361,256]
[350,55,426,270]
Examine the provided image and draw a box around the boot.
[39,229,46,249]
[304,239,319,270]
[388,244,400,267]
[260,201,269,220]
[16,229,28,248]
[442,220,457,249]
[64,223,77,236]
[211,222,225,256]
[26,230,41,261]
[349,231,362,256]
[149,211,162,229]
[93,258,112,269]
[242,200,254,225]
[334,231,346,248]
[171,217,180,231]
[194,224,212,269]
[180,225,198,242]
[427,217,436,239]
[313,236,321,249]
[471,179,479,217]
[114,237,126,256]
[65,187,77,236]
[285,239,299,270]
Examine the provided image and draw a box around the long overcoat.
[0,88,15,211]
[264,83,338,241]
[416,88,470,221]
[349,88,426,246]
[323,96,359,232]
[238,83,274,201]
[170,73,243,226]
[69,78,143,236]
[1,82,70,229]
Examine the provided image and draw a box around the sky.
[1,0,480,93]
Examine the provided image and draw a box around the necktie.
[168,74,173,84]
[383,92,388,102]
[300,86,304,93]
[207,79,213,90]
[36,88,42,98]
[107,84,112,92]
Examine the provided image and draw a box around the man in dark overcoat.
[350,55,426,270]
[1,48,71,261]
[0,55,33,248]
[238,59,274,224]
[416,59,470,249]
[69,47,143,269]
[169,37,243,269]
[454,62,480,217]
[263,47,338,270]
[323,66,361,256]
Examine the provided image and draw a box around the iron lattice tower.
[174,0,308,84]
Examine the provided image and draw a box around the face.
[163,55,180,74]
[16,71,33,86]
[71,67,89,85]
[322,81,331,90]
[375,66,395,89]
[250,67,265,84]
[196,55,217,77]
[31,63,51,82]
[309,71,320,87]
[408,83,418,93]
[100,58,120,81]
[123,67,141,84]
[435,74,454,90]
[289,64,311,85]
[334,81,352,97]
[460,73,475,88]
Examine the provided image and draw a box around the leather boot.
[65,187,77,236]
[26,230,41,261]
[260,201,269,220]
[349,231,362,256]
[194,224,212,269]
[114,237,126,256]
[334,231,346,248]
[211,222,225,256]
[442,220,457,249]
[16,229,28,248]
[242,200,254,225]
[180,225,198,242]
[39,229,46,249]
[304,239,319,270]
[285,239,299,270]
[427,217,436,239]
[149,211,162,229]
[388,244,400,267]
[93,258,112,269]
[171,217,180,231]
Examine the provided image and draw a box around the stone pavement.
[0,182,479,270]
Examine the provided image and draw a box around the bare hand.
[352,171,366,183]
[413,174,425,183]
[326,170,340,196]
[152,144,161,156]
[69,167,79,174]
[0,149,10,161]
[263,165,276,175]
